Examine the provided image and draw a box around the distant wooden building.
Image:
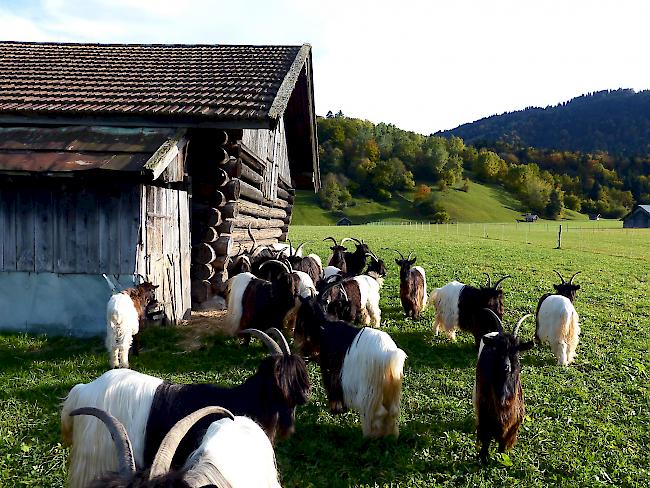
[589,213,601,221]
[0,41,319,335]
[622,205,650,228]
[523,213,539,222]
[336,217,352,226]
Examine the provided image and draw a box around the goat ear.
[482,335,497,347]
[152,284,159,289]
[553,284,560,291]
[518,340,535,352]
[410,257,417,265]
[575,284,581,290]
[395,258,401,265]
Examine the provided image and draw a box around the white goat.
[536,295,580,366]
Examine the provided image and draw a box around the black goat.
[474,309,534,463]
[323,237,348,274]
[284,239,323,285]
[341,237,370,276]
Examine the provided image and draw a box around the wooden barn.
[0,41,319,336]
[622,205,650,228]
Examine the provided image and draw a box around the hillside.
[438,89,650,155]
[292,181,587,225]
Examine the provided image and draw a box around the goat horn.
[240,328,284,355]
[407,251,414,261]
[341,237,361,245]
[247,223,258,254]
[323,236,339,246]
[493,275,511,289]
[265,327,290,355]
[149,406,235,480]
[482,308,504,334]
[287,239,294,257]
[483,273,492,288]
[259,259,292,275]
[338,284,349,302]
[295,242,307,256]
[390,249,405,260]
[569,271,581,284]
[318,275,345,299]
[70,407,136,477]
[513,314,533,338]
[134,273,146,285]
[553,270,565,284]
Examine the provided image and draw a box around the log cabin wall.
[188,126,295,307]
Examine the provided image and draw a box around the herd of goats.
[61,235,583,487]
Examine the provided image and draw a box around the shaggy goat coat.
[182,416,281,488]
[400,266,427,317]
[341,328,407,437]
[428,281,464,340]
[62,369,163,488]
[106,293,141,369]
[535,295,580,366]
[351,274,383,327]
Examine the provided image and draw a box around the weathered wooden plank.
[222,179,242,201]
[192,242,216,265]
[211,254,230,271]
[277,186,295,203]
[75,191,91,272]
[54,186,76,273]
[210,235,232,256]
[221,157,242,178]
[97,190,110,272]
[227,237,279,256]
[191,279,212,303]
[34,187,54,272]
[179,191,192,318]
[106,188,121,274]
[1,186,17,271]
[220,201,239,219]
[119,187,138,275]
[191,263,214,280]
[237,199,288,220]
[16,191,35,271]
[220,216,285,231]
[239,160,264,186]
[231,227,283,241]
[0,187,4,271]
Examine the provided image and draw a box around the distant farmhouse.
[589,213,601,221]
[622,205,650,228]
[0,41,319,335]
[337,217,352,226]
[523,213,538,222]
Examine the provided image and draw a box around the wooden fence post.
[556,225,562,249]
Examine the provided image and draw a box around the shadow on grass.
[392,330,477,370]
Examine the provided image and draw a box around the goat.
[61,329,309,488]
[292,295,406,437]
[284,239,323,285]
[473,309,534,463]
[70,406,237,487]
[319,252,385,327]
[321,265,343,282]
[428,273,510,346]
[392,250,427,318]
[341,237,370,276]
[323,237,347,275]
[104,276,159,369]
[535,271,581,366]
[224,261,296,338]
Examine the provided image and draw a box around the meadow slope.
[1,225,649,487]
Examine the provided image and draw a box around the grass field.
[292,182,589,225]
[1,224,649,486]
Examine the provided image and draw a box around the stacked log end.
[190,130,295,307]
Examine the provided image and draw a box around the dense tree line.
[317,111,645,220]
[439,89,650,156]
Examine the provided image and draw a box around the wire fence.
[366,220,649,261]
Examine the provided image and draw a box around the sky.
[1,0,649,134]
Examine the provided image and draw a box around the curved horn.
[338,284,349,302]
[323,236,339,246]
[287,239,294,257]
[367,251,379,262]
[240,328,283,355]
[70,407,136,477]
[513,313,533,338]
[483,273,492,288]
[569,271,581,284]
[341,237,361,246]
[390,249,405,260]
[493,275,511,289]
[318,274,345,299]
[482,308,504,334]
[553,270,565,284]
[247,223,258,254]
[407,251,414,261]
[265,327,290,355]
[295,242,307,256]
[259,259,292,275]
[149,406,235,480]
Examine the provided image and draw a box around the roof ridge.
[0,40,304,49]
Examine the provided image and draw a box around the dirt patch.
[176,310,229,351]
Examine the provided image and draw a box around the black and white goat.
[535,271,581,366]
[473,309,534,463]
[103,274,159,369]
[224,261,297,337]
[428,273,510,345]
[62,329,308,488]
[292,295,406,437]
[70,406,254,487]
[319,252,386,327]
[323,237,347,275]
[284,240,323,285]
[392,250,427,318]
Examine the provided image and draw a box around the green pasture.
[1,225,649,486]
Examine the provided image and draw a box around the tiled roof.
[0,42,310,125]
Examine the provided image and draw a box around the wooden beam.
[220,201,239,219]
[227,237,280,256]
[231,227,283,241]
[192,242,216,265]
[277,186,294,203]
[191,263,214,281]
[210,235,233,256]
[191,279,212,303]
[236,199,288,220]
[211,254,230,271]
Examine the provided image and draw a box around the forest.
[317,106,650,220]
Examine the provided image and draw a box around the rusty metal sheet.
[0,126,175,152]
[0,150,151,172]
